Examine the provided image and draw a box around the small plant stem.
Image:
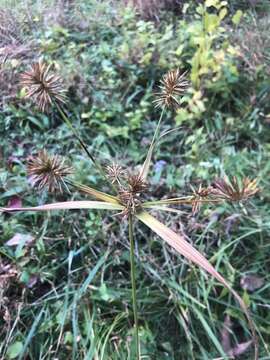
[55,103,118,193]
[128,214,140,359]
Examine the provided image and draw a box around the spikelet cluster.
[105,163,126,185]
[27,150,72,193]
[21,62,67,112]
[191,184,213,214]
[212,177,259,202]
[154,69,189,109]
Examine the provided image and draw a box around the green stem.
[128,214,140,359]
[149,106,165,150]
[140,107,165,180]
[55,103,117,193]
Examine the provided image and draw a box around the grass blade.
[18,308,44,360]
[142,204,184,214]
[1,200,124,213]
[136,210,258,360]
[68,181,120,204]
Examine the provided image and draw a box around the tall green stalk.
[128,214,140,359]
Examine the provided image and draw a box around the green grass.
[1,0,270,359]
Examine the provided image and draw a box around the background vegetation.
[0,0,270,359]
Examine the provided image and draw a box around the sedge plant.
[1,63,260,359]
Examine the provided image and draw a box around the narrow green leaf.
[193,307,227,357]
[19,309,44,360]
[136,211,258,360]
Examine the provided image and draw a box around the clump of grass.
[0,63,261,359]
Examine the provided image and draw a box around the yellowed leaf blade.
[143,197,193,206]
[136,211,258,360]
[72,183,119,204]
[142,204,184,214]
[1,201,124,213]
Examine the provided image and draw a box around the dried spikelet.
[27,150,72,193]
[118,189,142,217]
[191,184,213,214]
[153,69,189,109]
[212,177,259,202]
[105,163,126,184]
[127,173,148,194]
[20,62,67,112]
[116,173,147,217]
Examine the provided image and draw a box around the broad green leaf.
[232,10,243,25]
[136,211,258,360]
[219,7,228,20]
[205,0,217,7]
[205,13,220,33]
[7,342,23,359]
[1,201,124,213]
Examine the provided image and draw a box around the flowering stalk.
[128,214,140,359]
[141,69,188,181]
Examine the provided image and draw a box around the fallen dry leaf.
[5,233,34,247]
[240,274,264,292]
[221,315,253,358]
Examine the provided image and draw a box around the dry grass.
[234,14,270,75]
[0,8,36,107]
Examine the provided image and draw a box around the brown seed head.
[116,173,147,217]
[20,62,67,112]
[191,184,213,214]
[118,189,142,218]
[153,69,189,109]
[27,150,72,193]
[212,177,259,202]
[127,173,148,194]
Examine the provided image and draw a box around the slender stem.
[128,214,140,359]
[55,103,118,193]
[140,107,165,180]
[149,106,165,150]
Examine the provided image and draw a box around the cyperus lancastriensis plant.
[1,66,260,359]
